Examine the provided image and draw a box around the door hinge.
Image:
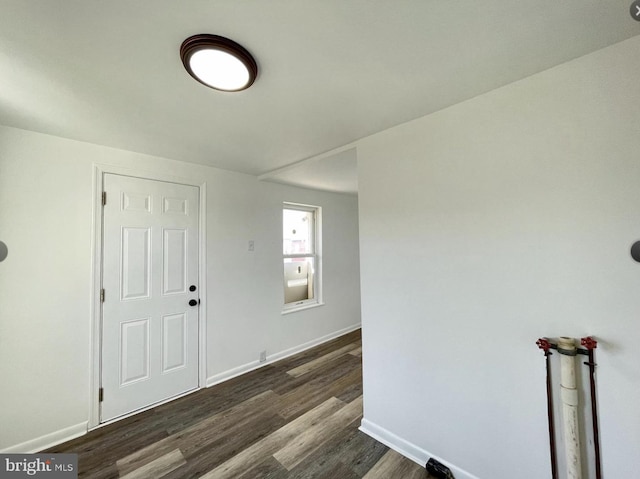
[99,388,104,402]
[100,289,105,302]
[102,191,107,206]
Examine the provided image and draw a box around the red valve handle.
[536,338,551,351]
[581,336,597,350]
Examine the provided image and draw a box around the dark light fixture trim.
[180,34,258,92]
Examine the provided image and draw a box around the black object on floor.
[426,458,455,479]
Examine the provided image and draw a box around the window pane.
[283,208,313,255]
[283,257,314,304]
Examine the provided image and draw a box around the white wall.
[357,36,640,479]
[0,125,361,451]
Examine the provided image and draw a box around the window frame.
[282,202,322,313]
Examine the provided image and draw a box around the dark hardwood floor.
[48,329,428,478]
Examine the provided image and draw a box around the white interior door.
[101,174,200,422]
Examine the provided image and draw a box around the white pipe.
[559,337,582,479]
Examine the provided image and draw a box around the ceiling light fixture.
[180,34,258,92]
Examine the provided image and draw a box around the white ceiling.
[0,1,637,194]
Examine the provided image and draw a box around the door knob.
[188,299,198,307]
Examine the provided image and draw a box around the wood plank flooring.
[48,329,429,478]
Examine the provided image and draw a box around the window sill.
[281,301,324,315]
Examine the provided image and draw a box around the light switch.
[248,240,255,251]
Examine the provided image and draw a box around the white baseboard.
[1,422,87,454]
[359,418,481,479]
[206,323,361,388]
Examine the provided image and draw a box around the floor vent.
[425,458,455,479]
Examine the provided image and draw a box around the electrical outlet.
[259,350,267,363]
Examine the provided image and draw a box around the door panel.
[163,229,187,295]
[101,174,199,422]
[162,313,187,372]
[163,197,188,215]
[121,227,151,300]
[120,318,150,385]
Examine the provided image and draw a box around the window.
[283,203,321,312]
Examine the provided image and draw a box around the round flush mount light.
[180,34,258,92]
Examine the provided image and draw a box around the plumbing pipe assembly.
[580,337,601,479]
[536,338,559,479]
[536,336,601,479]
[557,337,582,479]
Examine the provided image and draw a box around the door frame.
[88,164,208,429]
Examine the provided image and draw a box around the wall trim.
[1,422,87,454]
[359,418,481,479]
[207,323,361,387]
